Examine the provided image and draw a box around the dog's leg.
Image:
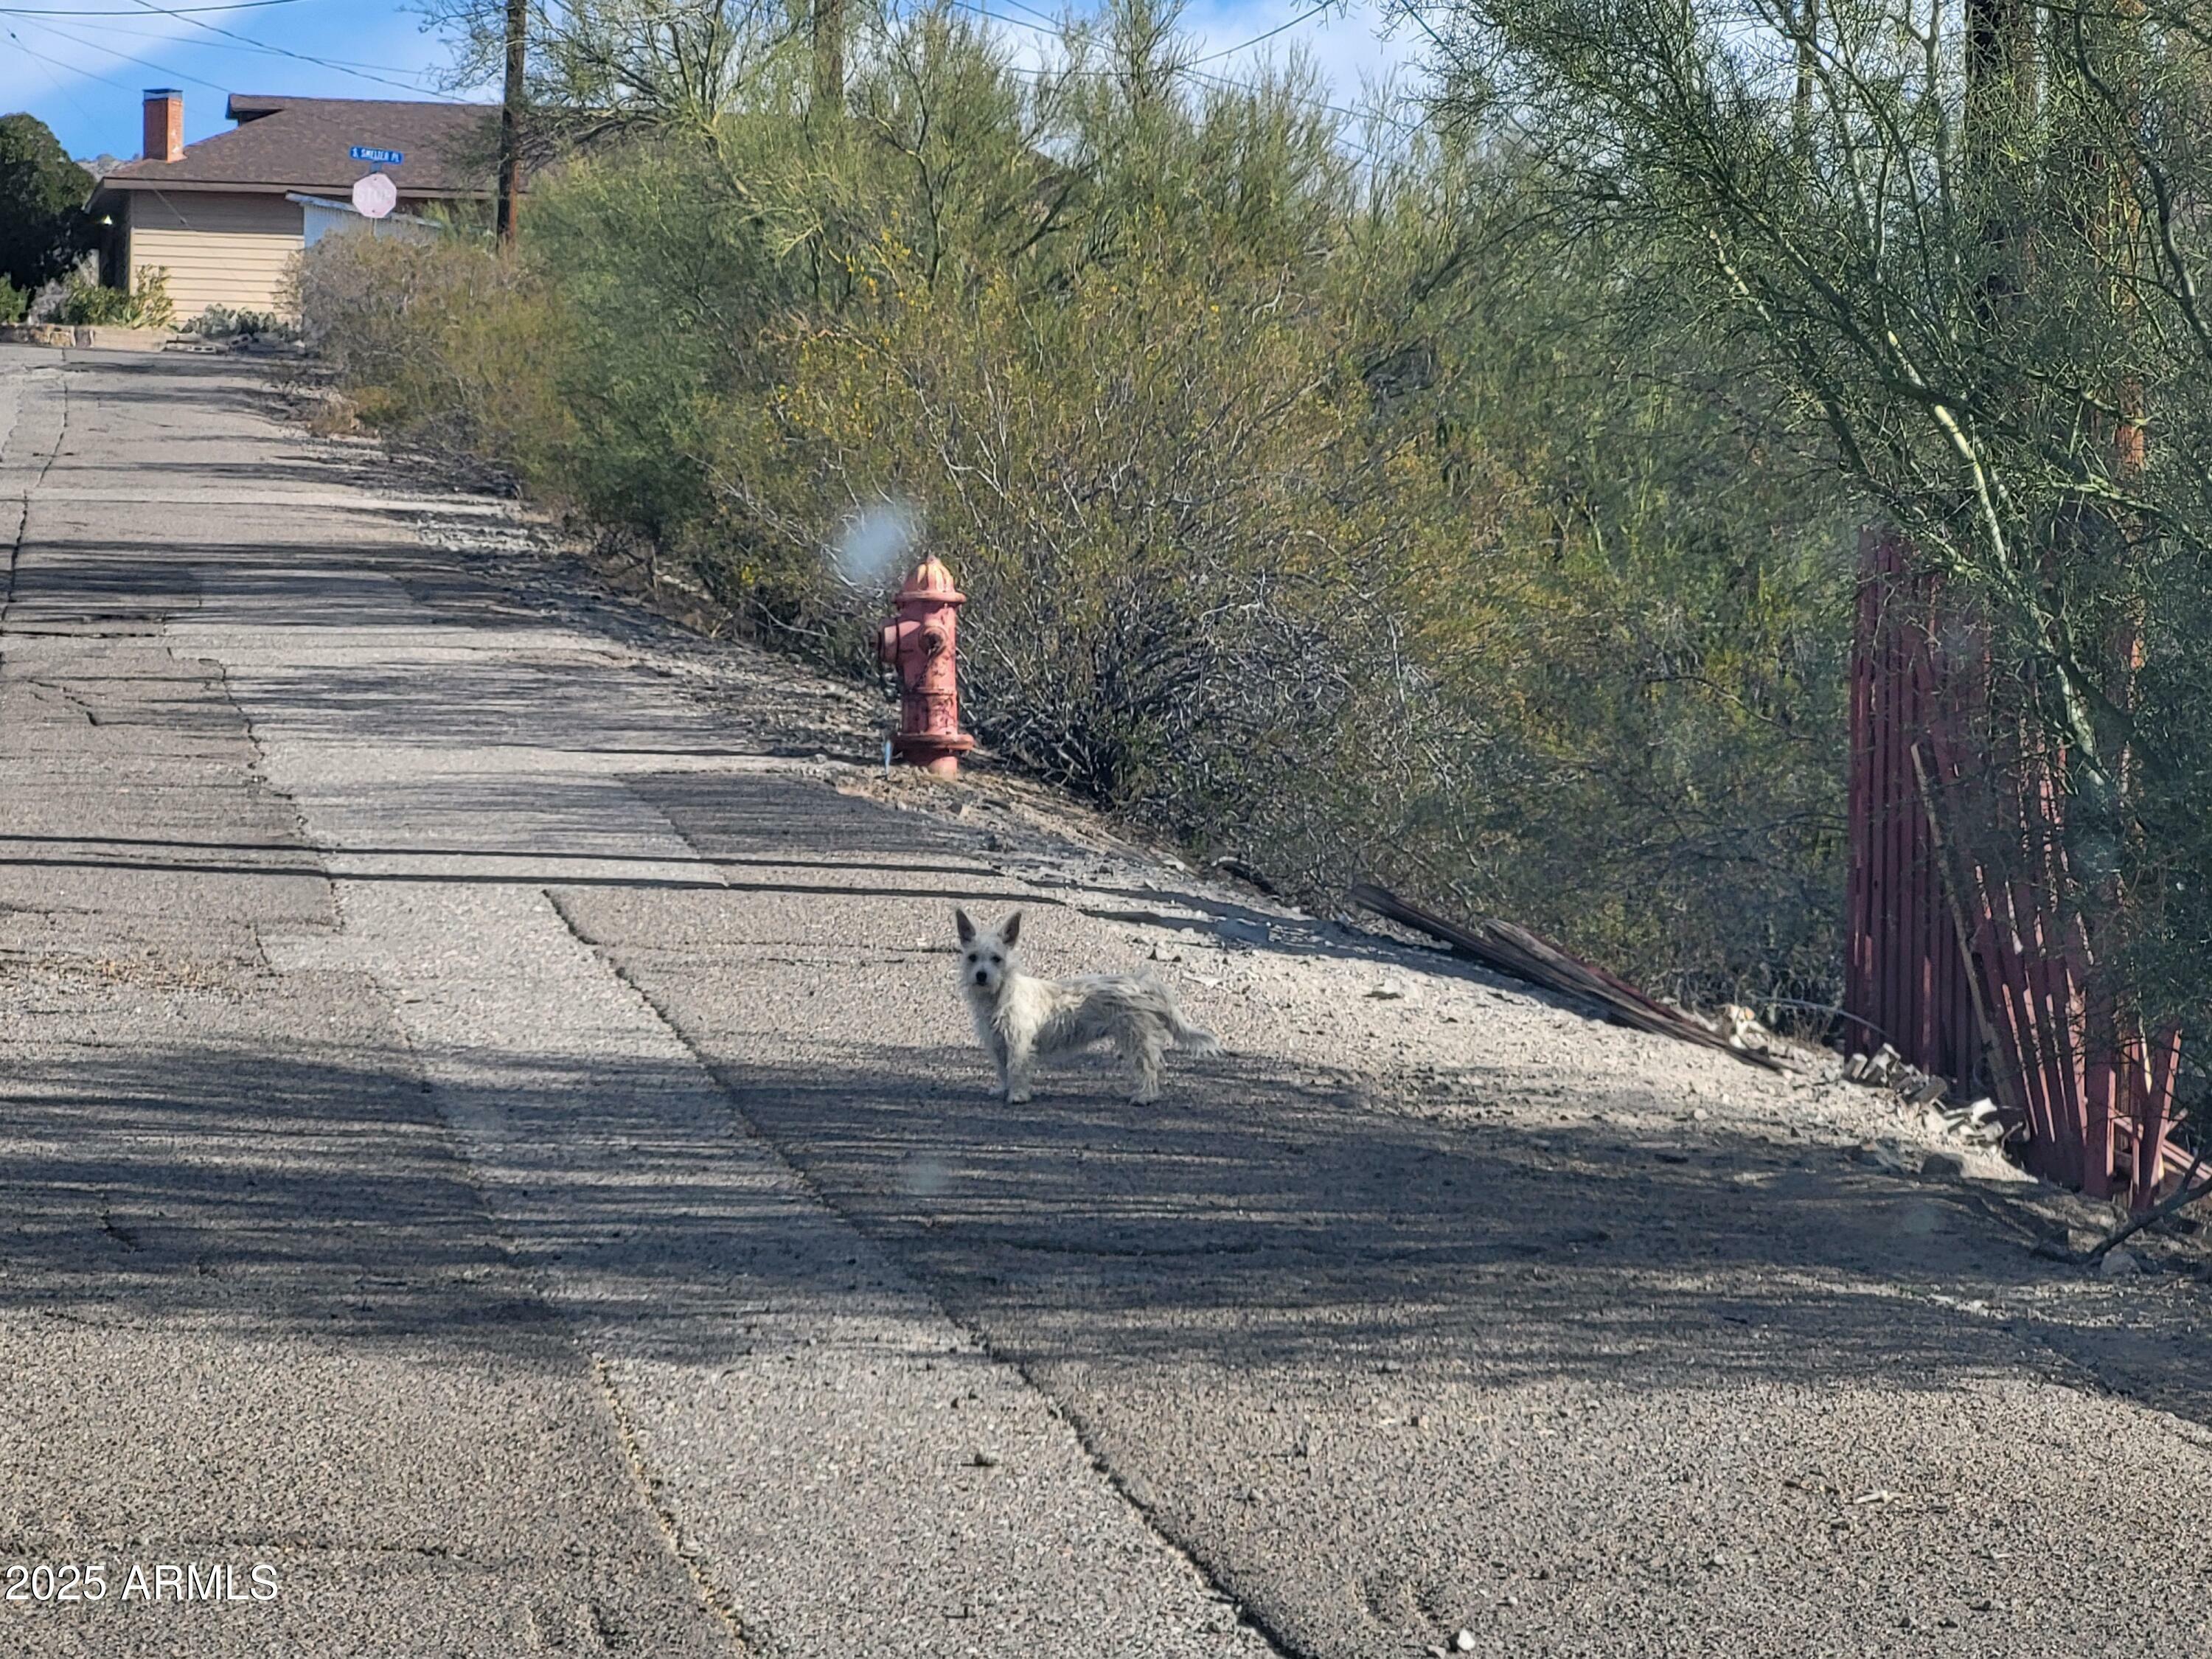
[1004,1037,1035,1105]
[1126,1030,1166,1105]
[975,1018,1012,1099]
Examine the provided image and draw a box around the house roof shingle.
[99,95,501,201]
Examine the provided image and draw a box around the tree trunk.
[813,0,846,118]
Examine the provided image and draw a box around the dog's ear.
[1001,910,1022,946]
[954,908,975,945]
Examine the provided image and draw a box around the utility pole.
[813,0,844,118]
[498,0,525,243]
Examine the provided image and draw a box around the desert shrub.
[294,232,577,480]
[58,267,173,328]
[310,0,1851,1002]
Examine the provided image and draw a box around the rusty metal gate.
[1846,529,2184,1207]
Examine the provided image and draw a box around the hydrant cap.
[896,554,964,606]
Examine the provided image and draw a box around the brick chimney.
[142,89,184,164]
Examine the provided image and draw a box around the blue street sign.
[349,146,404,165]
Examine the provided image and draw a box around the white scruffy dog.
[955,908,1220,1104]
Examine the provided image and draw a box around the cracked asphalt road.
[6,345,2212,1658]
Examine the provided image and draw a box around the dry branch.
[1348,883,1786,1071]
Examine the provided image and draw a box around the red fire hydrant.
[877,554,975,776]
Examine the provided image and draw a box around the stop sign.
[351,172,397,220]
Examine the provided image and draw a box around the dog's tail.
[1175,1021,1223,1057]
[1146,976,1221,1057]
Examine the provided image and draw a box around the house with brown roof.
[91,89,501,319]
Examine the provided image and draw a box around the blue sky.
[0,0,1419,162]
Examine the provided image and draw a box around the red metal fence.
[1846,529,2184,1207]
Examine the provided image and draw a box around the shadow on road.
[7,1026,2191,1435]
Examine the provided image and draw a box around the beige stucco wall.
[123,192,304,320]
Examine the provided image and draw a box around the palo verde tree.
[420,0,807,146]
[1397,0,2212,1042]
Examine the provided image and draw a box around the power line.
[0,0,313,13]
[122,0,444,94]
[948,0,1053,35]
[16,13,235,91]
[15,3,441,98]
[947,0,1404,133]
[983,0,1060,26]
[6,23,120,119]
[80,13,421,71]
[1187,60,1405,131]
[957,0,1345,71]
[1189,0,1332,65]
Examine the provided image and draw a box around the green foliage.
[311,0,1850,1002]
[418,0,801,141]
[0,276,26,324]
[187,304,294,341]
[58,267,174,328]
[0,113,91,293]
[296,231,577,473]
[1408,0,2212,1057]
